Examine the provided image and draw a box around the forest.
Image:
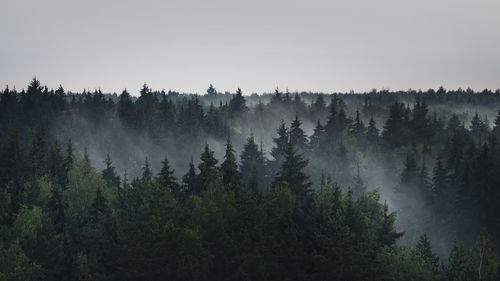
[1,78,500,280]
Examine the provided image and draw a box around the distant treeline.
[1,79,500,280]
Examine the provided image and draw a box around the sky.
[1,0,499,95]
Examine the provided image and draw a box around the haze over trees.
[1,78,500,280]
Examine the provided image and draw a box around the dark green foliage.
[289,114,308,150]
[197,143,219,192]
[228,88,248,118]
[274,141,312,204]
[269,120,288,176]
[158,155,179,194]
[102,154,120,189]
[141,157,152,180]
[220,136,243,189]
[2,79,500,280]
[182,159,197,196]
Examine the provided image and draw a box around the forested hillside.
[1,78,500,280]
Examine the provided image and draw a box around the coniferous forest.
[2,78,500,280]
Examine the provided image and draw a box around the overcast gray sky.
[1,0,499,95]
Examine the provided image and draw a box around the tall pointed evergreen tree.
[102,154,120,189]
[349,109,366,139]
[158,155,179,194]
[309,120,325,150]
[197,143,219,191]
[221,136,242,189]
[182,159,197,196]
[142,157,152,181]
[270,120,289,176]
[240,132,266,189]
[274,140,312,203]
[289,114,308,151]
[367,114,379,143]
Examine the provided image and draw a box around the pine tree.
[117,89,135,128]
[240,133,266,189]
[182,159,197,196]
[382,101,407,147]
[270,88,283,105]
[308,120,325,150]
[367,114,379,143]
[470,113,485,143]
[349,109,366,139]
[270,120,289,176]
[102,154,120,188]
[412,97,430,142]
[415,234,439,274]
[401,152,418,186]
[311,94,326,113]
[158,155,179,195]
[228,88,247,118]
[274,140,312,203]
[432,154,446,205]
[378,202,404,246]
[197,143,218,191]
[206,84,217,96]
[142,157,152,180]
[221,136,242,189]
[289,114,308,150]
[442,241,474,281]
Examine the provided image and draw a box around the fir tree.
[349,109,366,139]
[197,143,218,191]
[309,120,325,150]
[221,136,242,189]
[240,132,266,189]
[366,113,379,143]
[158,155,179,194]
[274,140,312,203]
[289,114,308,150]
[142,157,152,180]
[270,120,289,176]
[102,154,120,188]
[228,88,248,118]
[182,159,197,196]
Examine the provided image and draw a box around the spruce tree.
[142,157,152,180]
[197,143,218,192]
[432,154,446,205]
[415,234,439,274]
[182,159,197,196]
[102,154,120,189]
[240,133,266,189]
[366,114,379,143]
[221,136,242,189]
[289,114,308,151]
[274,140,312,203]
[270,120,289,176]
[117,89,135,128]
[309,120,325,150]
[158,155,179,194]
[228,88,247,118]
[349,109,366,139]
